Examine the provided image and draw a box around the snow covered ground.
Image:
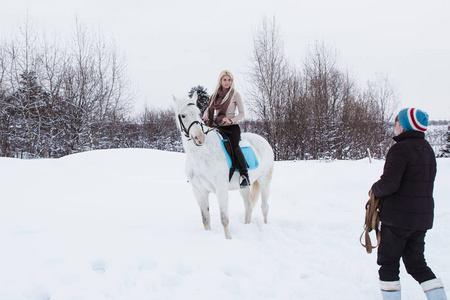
[1,149,449,300]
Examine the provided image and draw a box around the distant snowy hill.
[1,149,449,300]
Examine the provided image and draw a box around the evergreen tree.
[12,71,51,157]
[439,125,450,157]
[188,85,210,115]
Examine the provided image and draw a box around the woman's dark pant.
[377,224,436,283]
[218,124,249,181]
[219,124,241,148]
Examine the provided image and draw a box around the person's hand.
[223,118,232,125]
[202,116,209,121]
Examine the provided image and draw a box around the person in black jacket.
[371,108,447,300]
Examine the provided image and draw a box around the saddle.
[216,131,259,181]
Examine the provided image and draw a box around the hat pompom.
[398,108,428,132]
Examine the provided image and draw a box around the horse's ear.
[192,91,198,101]
[172,95,181,107]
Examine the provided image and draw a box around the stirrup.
[240,175,250,188]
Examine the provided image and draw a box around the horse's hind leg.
[258,178,271,224]
[192,185,210,231]
[239,188,253,224]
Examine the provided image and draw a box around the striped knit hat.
[397,108,429,132]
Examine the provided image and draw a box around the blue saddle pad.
[217,132,259,171]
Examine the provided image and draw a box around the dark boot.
[233,147,250,188]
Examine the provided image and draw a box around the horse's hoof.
[202,221,211,231]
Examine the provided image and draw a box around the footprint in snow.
[91,260,107,273]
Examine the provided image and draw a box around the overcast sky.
[2,0,450,119]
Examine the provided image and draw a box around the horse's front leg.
[191,185,211,231]
[239,187,253,224]
[217,191,231,239]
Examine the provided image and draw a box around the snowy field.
[1,149,449,300]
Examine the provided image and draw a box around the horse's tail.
[251,180,260,209]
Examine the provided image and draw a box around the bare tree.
[59,20,133,152]
[278,70,310,160]
[0,44,12,156]
[302,41,346,159]
[0,18,134,158]
[247,16,289,160]
[365,73,399,123]
[363,73,399,157]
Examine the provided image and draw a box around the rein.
[360,189,382,254]
[178,103,216,141]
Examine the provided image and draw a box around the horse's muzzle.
[193,134,205,146]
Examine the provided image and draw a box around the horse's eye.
[181,114,186,118]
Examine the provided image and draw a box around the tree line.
[0,21,186,158]
[245,17,401,160]
[1,19,449,160]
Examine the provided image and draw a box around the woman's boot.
[422,278,448,300]
[380,280,401,300]
[233,147,250,188]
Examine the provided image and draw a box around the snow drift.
[1,149,449,299]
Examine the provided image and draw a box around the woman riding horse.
[202,70,250,188]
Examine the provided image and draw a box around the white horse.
[173,93,274,239]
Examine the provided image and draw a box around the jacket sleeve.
[203,109,209,119]
[371,143,410,198]
[230,92,245,123]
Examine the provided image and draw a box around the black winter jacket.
[371,130,436,230]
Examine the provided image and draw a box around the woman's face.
[221,75,232,89]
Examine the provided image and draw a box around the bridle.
[178,103,215,142]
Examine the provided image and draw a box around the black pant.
[218,124,241,148]
[377,224,436,283]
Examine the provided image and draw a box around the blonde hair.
[214,70,235,92]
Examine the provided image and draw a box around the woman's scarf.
[206,88,234,127]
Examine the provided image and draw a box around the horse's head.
[173,92,206,146]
